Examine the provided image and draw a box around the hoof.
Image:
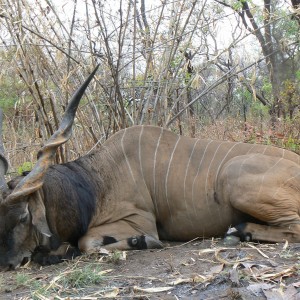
[223,235,240,246]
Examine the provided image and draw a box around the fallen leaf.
[229,267,239,285]
[284,286,299,299]
[102,288,119,298]
[247,283,274,296]
[168,274,207,286]
[207,264,224,275]
[263,285,298,300]
[98,248,110,255]
[258,266,296,280]
[168,278,193,285]
[239,262,268,269]
[182,257,196,266]
[263,289,285,300]
[193,274,208,283]
[133,286,174,293]
[198,248,216,255]
[97,269,114,275]
[120,251,127,260]
[282,240,289,251]
[292,281,300,288]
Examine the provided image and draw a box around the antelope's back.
[105,126,300,240]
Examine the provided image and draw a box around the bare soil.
[1,239,299,300]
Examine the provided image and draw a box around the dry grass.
[1,240,299,299]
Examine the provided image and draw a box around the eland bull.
[0,66,300,270]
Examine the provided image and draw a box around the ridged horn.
[5,65,99,203]
[0,109,8,196]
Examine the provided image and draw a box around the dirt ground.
[1,239,299,300]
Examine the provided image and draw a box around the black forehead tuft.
[4,202,27,219]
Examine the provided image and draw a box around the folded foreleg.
[79,219,162,253]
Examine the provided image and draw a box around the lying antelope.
[0,66,299,269]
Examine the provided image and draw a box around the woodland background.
[0,0,299,175]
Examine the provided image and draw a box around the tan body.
[76,125,300,252]
[1,68,299,269]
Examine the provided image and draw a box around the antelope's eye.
[19,215,28,223]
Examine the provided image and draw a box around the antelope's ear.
[28,192,52,237]
[7,176,25,190]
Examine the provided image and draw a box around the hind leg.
[219,154,300,243]
[230,223,300,243]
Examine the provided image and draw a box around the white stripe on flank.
[183,138,200,227]
[121,128,135,183]
[236,154,254,187]
[138,126,148,207]
[204,142,226,218]
[246,144,267,155]
[262,145,268,155]
[272,169,300,198]
[246,144,256,154]
[192,140,213,215]
[165,136,180,224]
[213,142,242,225]
[153,127,164,215]
[215,142,241,183]
[139,126,146,183]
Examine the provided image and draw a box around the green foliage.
[235,86,258,107]
[108,250,123,264]
[229,0,251,12]
[17,162,33,175]
[296,70,300,81]
[242,89,253,103]
[130,74,147,88]
[261,79,272,98]
[0,98,16,110]
[170,55,182,69]
[0,78,19,110]
[31,287,51,300]
[279,79,299,119]
[235,86,259,104]
[59,264,103,288]
[232,1,243,11]
[0,49,28,112]
[250,101,269,118]
[15,273,31,287]
[276,10,299,41]
[15,271,49,299]
[185,71,192,82]
[284,136,299,152]
[0,64,24,111]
